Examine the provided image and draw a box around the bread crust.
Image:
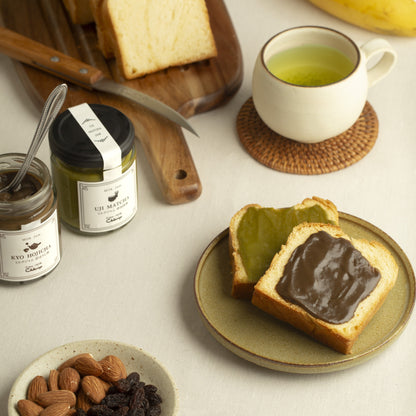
[89,0,114,58]
[63,0,94,24]
[229,197,339,299]
[251,223,398,354]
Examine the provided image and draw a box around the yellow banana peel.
[307,0,416,37]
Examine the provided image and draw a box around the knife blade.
[0,27,198,136]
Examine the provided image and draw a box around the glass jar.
[0,153,61,282]
[49,103,138,234]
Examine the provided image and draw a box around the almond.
[75,389,92,412]
[35,390,76,408]
[17,399,43,416]
[58,367,80,392]
[81,375,106,404]
[27,376,48,402]
[97,377,111,394]
[74,356,103,377]
[48,370,59,391]
[57,353,93,372]
[99,355,127,382]
[39,403,70,416]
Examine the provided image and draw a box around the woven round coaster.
[236,98,378,175]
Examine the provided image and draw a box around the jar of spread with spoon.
[0,153,61,282]
[48,103,138,234]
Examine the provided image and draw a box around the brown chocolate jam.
[0,154,61,282]
[0,171,42,202]
[276,231,381,324]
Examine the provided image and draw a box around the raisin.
[76,410,88,416]
[127,408,145,416]
[129,387,145,408]
[114,378,131,394]
[102,393,130,409]
[107,385,118,395]
[113,407,129,416]
[146,393,162,407]
[140,398,149,411]
[146,405,161,416]
[87,405,114,416]
[126,372,141,389]
[143,385,157,395]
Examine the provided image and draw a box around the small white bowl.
[8,339,178,416]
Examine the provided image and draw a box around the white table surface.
[1,1,415,415]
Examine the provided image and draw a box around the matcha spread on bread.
[229,197,339,299]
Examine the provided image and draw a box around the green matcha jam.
[49,104,138,234]
[236,205,336,283]
[50,149,136,231]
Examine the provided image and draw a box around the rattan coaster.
[236,98,378,175]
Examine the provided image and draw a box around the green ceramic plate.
[194,213,415,373]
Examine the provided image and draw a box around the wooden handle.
[0,27,103,86]
[131,108,202,204]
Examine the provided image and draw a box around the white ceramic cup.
[252,26,397,143]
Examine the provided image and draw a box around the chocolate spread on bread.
[276,231,381,324]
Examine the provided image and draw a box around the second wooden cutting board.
[0,0,243,204]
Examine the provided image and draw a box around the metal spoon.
[0,83,68,193]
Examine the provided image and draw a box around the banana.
[307,0,416,37]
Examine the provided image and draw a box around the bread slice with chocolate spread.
[251,223,398,354]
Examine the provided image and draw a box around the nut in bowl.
[8,339,178,416]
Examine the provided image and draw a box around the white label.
[68,103,122,170]
[0,210,61,282]
[78,161,137,233]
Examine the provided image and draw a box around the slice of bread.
[89,0,115,58]
[252,223,398,354]
[101,0,218,79]
[229,197,339,300]
[63,0,94,24]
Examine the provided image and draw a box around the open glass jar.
[0,153,61,282]
[49,103,138,235]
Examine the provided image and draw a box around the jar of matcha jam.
[48,103,138,235]
[0,153,61,282]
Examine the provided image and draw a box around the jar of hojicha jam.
[48,103,138,235]
[0,153,61,282]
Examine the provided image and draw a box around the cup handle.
[361,38,397,88]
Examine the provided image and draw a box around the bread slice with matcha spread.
[229,197,339,299]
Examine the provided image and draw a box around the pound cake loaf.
[252,223,398,354]
[229,197,339,300]
[99,0,218,79]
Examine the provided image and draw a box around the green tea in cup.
[266,44,355,86]
[253,26,396,142]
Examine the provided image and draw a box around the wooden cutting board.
[0,0,243,204]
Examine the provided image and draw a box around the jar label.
[77,161,137,233]
[69,103,122,170]
[0,210,61,282]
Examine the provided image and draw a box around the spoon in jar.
[0,83,68,194]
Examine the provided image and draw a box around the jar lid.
[48,104,135,168]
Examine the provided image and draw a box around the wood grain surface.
[0,0,243,204]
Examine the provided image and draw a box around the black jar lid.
[49,104,135,168]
